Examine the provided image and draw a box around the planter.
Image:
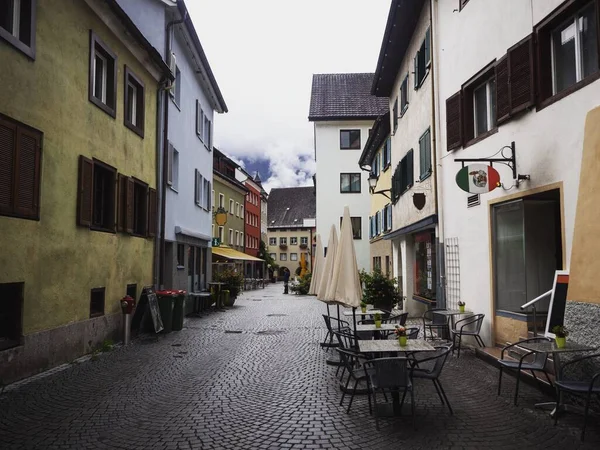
[555,337,566,348]
[398,336,407,347]
[375,320,382,328]
[459,305,465,313]
[279,244,288,250]
[361,306,367,314]
[299,243,308,249]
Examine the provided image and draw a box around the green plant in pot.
[552,325,569,348]
[214,268,244,304]
[360,301,367,314]
[291,272,311,295]
[360,269,402,312]
[458,301,466,313]
[374,313,382,328]
[394,325,407,347]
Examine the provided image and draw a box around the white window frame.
[300,237,308,245]
[280,237,287,245]
[127,78,138,125]
[269,237,277,245]
[473,78,495,137]
[240,205,244,217]
[241,233,244,247]
[280,253,287,261]
[229,199,234,215]
[8,0,22,38]
[236,230,239,246]
[290,253,298,261]
[290,237,298,245]
[219,193,225,208]
[218,226,224,242]
[212,190,215,209]
[170,147,179,191]
[236,202,240,216]
[229,228,234,245]
[93,51,108,104]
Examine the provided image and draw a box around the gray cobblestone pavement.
[0,283,599,449]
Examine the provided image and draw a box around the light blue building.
[116,0,228,293]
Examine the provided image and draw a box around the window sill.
[0,210,40,221]
[0,29,35,60]
[170,95,181,111]
[399,105,409,118]
[125,121,144,139]
[204,143,212,152]
[419,171,432,182]
[464,127,498,149]
[537,71,600,112]
[169,185,179,193]
[382,164,391,172]
[89,312,105,319]
[414,68,430,91]
[340,191,362,194]
[89,96,116,119]
[90,226,116,234]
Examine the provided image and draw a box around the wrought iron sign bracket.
[454,141,529,182]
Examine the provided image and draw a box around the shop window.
[414,232,436,300]
[0,282,23,350]
[90,287,105,318]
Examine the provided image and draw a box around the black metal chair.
[384,311,408,326]
[407,327,420,339]
[497,336,553,406]
[451,314,485,358]
[363,357,414,430]
[332,329,359,378]
[554,353,600,441]
[422,309,450,341]
[411,344,454,414]
[322,315,351,351]
[336,348,372,414]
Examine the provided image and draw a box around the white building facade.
[116,0,227,293]
[435,0,599,345]
[371,0,439,317]
[309,74,388,272]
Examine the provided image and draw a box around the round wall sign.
[455,164,500,194]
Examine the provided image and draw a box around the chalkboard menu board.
[143,286,164,333]
[544,271,569,336]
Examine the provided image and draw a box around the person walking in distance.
[283,268,290,294]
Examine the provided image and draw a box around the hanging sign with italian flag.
[455,164,500,194]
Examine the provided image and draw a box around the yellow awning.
[212,246,264,262]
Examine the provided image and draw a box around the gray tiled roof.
[267,187,316,228]
[308,73,389,121]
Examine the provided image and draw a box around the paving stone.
[0,284,599,449]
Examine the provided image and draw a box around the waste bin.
[156,290,176,333]
[221,289,231,307]
[172,290,187,331]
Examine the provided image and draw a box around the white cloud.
[186,0,390,189]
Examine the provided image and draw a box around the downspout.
[159,11,188,286]
[155,79,168,287]
[430,0,446,307]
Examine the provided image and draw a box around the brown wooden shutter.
[14,128,41,219]
[77,155,93,227]
[117,173,127,231]
[147,187,157,238]
[126,176,134,234]
[446,91,462,151]
[0,118,16,214]
[495,54,511,124]
[508,34,535,115]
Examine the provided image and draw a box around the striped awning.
[212,246,264,262]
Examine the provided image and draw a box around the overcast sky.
[186,0,391,192]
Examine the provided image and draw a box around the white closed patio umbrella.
[308,234,324,295]
[328,206,363,341]
[317,225,338,301]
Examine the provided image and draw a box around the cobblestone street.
[0,283,598,449]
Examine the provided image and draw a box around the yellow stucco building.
[0,0,170,382]
[360,112,394,276]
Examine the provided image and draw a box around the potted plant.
[290,272,311,295]
[552,325,569,348]
[360,269,402,312]
[213,268,244,305]
[458,301,466,313]
[394,325,407,347]
[360,301,367,314]
[374,313,382,328]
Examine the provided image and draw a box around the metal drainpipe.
[155,79,168,287]
[159,12,188,287]
[429,0,446,308]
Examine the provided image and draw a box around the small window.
[89,31,117,117]
[392,98,399,133]
[473,77,496,137]
[340,130,361,149]
[419,128,432,180]
[382,137,391,169]
[0,0,36,58]
[203,115,212,149]
[300,237,308,245]
[235,230,239,246]
[400,74,409,115]
[124,67,145,137]
[240,205,244,217]
[290,237,298,245]
[177,243,185,267]
[414,28,431,89]
[340,173,361,193]
[196,100,204,140]
[0,114,42,220]
[340,216,362,240]
[79,158,116,232]
[90,287,105,318]
[126,283,137,300]
[172,65,181,106]
[280,253,288,261]
[219,193,225,208]
[218,226,224,242]
[236,202,240,216]
[0,282,24,350]
[203,179,211,210]
[269,237,277,245]
[167,146,179,190]
[290,253,298,261]
[280,237,287,245]
[229,228,234,245]
[228,199,234,214]
[270,253,277,260]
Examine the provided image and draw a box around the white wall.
[115,0,166,59]
[389,3,436,230]
[315,120,373,271]
[435,0,599,343]
[164,30,214,242]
